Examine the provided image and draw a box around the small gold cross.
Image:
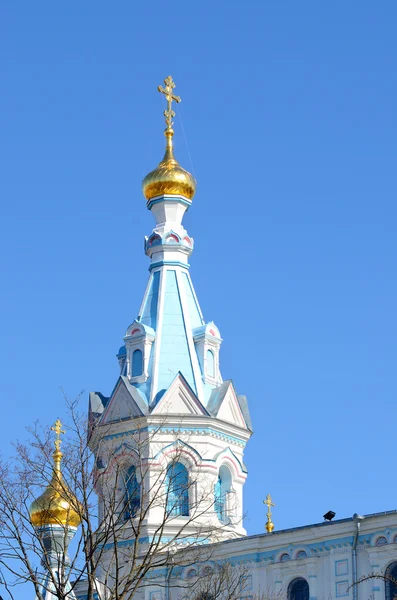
[51,418,65,451]
[264,493,275,532]
[158,76,181,131]
[264,493,275,511]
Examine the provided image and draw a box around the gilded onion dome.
[29,419,81,528]
[142,130,196,201]
[142,76,196,202]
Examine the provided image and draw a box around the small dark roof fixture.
[323,510,336,521]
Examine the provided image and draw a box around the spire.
[118,78,224,405]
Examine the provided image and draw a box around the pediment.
[151,373,207,416]
[212,382,247,428]
[101,379,144,424]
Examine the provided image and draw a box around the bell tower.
[89,77,252,548]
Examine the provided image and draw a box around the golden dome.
[29,421,81,528]
[142,129,196,201]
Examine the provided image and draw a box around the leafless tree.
[0,395,241,600]
[350,571,397,600]
[178,561,250,600]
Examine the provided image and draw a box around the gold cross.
[158,76,181,131]
[264,493,275,532]
[264,493,275,513]
[51,418,65,451]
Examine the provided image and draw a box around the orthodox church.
[30,77,397,600]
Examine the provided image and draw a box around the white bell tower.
[89,77,252,552]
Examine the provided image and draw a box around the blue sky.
[1,0,397,571]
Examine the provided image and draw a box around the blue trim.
[335,559,349,576]
[149,260,190,272]
[336,581,349,598]
[99,534,209,551]
[147,195,192,210]
[141,271,160,329]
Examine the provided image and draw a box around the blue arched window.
[206,350,215,377]
[123,465,140,520]
[214,465,232,523]
[131,349,143,377]
[166,462,189,516]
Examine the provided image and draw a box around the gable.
[214,384,247,429]
[151,373,207,416]
[101,380,144,424]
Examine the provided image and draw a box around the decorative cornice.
[147,194,192,210]
[149,260,190,272]
[102,424,247,448]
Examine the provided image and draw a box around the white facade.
[156,511,397,600]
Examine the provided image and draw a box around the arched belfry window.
[385,562,397,600]
[123,465,140,520]
[166,462,189,516]
[131,349,143,377]
[288,578,309,600]
[214,465,232,523]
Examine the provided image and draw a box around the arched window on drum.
[166,462,189,517]
[123,465,140,520]
[214,465,232,523]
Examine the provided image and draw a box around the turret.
[30,419,81,600]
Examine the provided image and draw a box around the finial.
[51,418,65,476]
[158,75,181,132]
[264,493,275,533]
[51,418,65,452]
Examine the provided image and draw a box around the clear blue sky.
[1,0,397,557]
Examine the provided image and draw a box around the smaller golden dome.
[29,421,81,528]
[142,130,196,201]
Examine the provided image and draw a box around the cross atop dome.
[51,417,65,451]
[158,75,181,132]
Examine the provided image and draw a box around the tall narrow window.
[132,349,143,377]
[385,563,397,600]
[123,465,140,520]
[166,462,189,516]
[206,349,215,377]
[288,578,309,600]
[214,465,232,523]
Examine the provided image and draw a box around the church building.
[31,77,397,600]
